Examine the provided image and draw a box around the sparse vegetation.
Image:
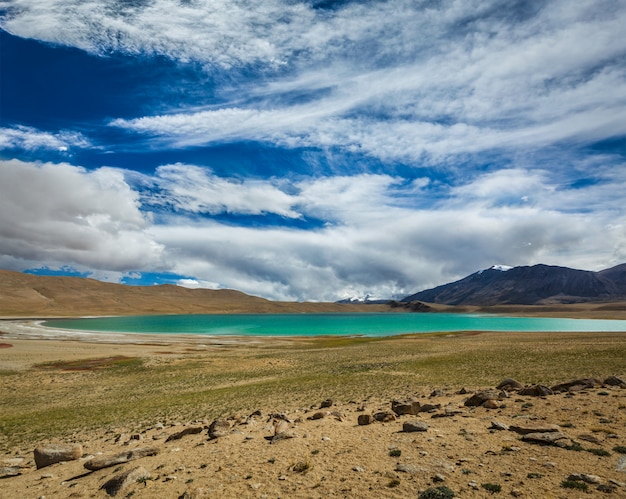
[418,486,455,499]
[561,480,588,491]
[2,331,626,450]
[482,483,502,493]
[388,478,401,488]
[613,445,626,454]
[389,448,402,457]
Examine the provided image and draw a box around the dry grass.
[1,331,626,452]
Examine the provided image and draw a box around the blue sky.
[1,0,625,301]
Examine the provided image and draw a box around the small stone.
[308,412,326,420]
[353,466,366,472]
[432,473,445,482]
[101,466,150,496]
[84,446,160,471]
[464,390,499,407]
[522,431,571,447]
[491,421,509,431]
[403,420,429,432]
[567,473,602,484]
[391,399,421,416]
[0,466,21,478]
[578,434,602,445]
[373,411,396,422]
[320,398,333,408]
[166,426,204,442]
[468,480,479,489]
[509,424,561,435]
[395,463,418,474]
[357,414,374,425]
[483,399,500,409]
[519,385,554,396]
[208,420,231,439]
[615,456,626,472]
[511,489,523,497]
[418,403,441,413]
[604,375,626,387]
[496,378,524,391]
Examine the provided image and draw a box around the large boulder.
[34,443,83,469]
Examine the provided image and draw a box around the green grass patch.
[561,480,588,491]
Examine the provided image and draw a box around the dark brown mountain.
[401,263,626,306]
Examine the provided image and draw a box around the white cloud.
[1,158,625,300]
[148,164,300,218]
[0,125,91,151]
[0,159,163,273]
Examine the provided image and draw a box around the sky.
[1,0,625,302]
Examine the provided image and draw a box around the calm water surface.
[43,313,626,337]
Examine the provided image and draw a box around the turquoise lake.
[43,313,626,337]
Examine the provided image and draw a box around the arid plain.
[1,270,626,498]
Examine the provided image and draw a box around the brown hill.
[0,270,387,317]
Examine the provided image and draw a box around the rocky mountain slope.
[402,263,626,306]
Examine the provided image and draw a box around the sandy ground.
[1,321,626,498]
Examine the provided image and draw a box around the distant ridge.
[0,269,388,317]
[402,263,626,306]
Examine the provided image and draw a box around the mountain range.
[401,263,626,306]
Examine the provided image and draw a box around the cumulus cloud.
[0,159,163,274]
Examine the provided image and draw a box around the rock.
[490,420,509,431]
[0,466,22,478]
[353,466,366,472]
[395,463,418,474]
[567,473,602,484]
[433,473,446,482]
[616,456,626,472]
[519,385,554,396]
[550,378,601,393]
[604,375,626,387]
[208,419,231,439]
[101,466,150,496]
[320,398,333,408]
[357,414,375,426]
[391,399,420,416]
[521,432,572,447]
[464,389,499,407]
[430,389,444,397]
[165,426,204,442]
[373,411,396,422]
[418,403,441,413]
[84,446,160,471]
[509,423,561,435]
[403,420,429,432]
[496,378,524,391]
[34,444,83,469]
[308,411,327,420]
[578,433,602,445]
[271,420,295,442]
[483,399,500,409]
